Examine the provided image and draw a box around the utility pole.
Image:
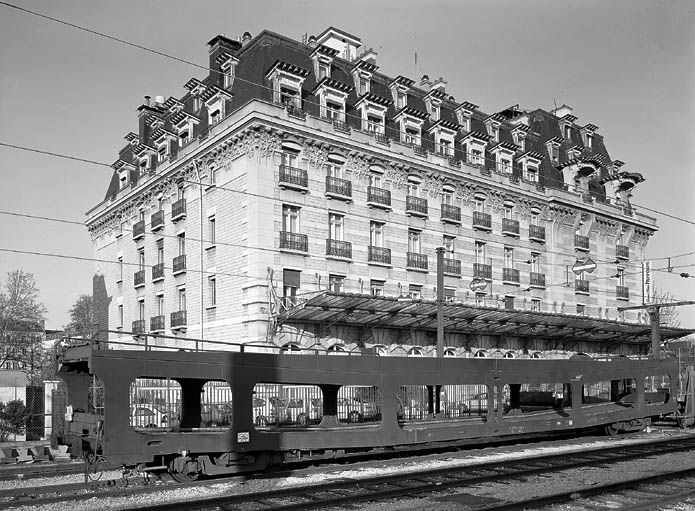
[436,247,444,358]
[617,300,695,357]
[193,160,204,351]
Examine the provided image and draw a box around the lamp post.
[436,247,444,358]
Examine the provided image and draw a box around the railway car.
[59,341,678,481]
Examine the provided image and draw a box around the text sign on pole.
[572,257,597,275]
[642,261,653,304]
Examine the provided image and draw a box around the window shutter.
[283,269,301,288]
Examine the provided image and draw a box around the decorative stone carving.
[303,143,328,171]
[384,163,408,190]
[421,172,445,198]
[344,153,370,181]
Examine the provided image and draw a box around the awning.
[276,292,694,345]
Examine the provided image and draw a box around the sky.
[0,0,693,329]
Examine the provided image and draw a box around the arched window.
[503,351,515,359]
[474,350,488,358]
[531,352,542,359]
[443,348,457,357]
[372,345,388,356]
[327,344,347,354]
[407,347,424,357]
[281,343,302,353]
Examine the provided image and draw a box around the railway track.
[0,461,87,482]
[4,433,693,510]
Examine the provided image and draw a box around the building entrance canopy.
[277,292,694,345]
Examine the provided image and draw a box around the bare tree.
[65,294,94,338]
[0,270,47,370]
[654,289,680,328]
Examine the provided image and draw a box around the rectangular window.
[329,274,344,293]
[439,138,452,155]
[531,298,541,312]
[475,241,486,263]
[178,287,186,311]
[280,86,299,107]
[530,252,540,273]
[504,206,513,219]
[366,114,383,133]
[117,256,123,282]
[471,149,483,165]
[525,165,539,182]
[408,229,421,253]
[360,77,369,95]
[370,280,384,296]
[577,304,586,315]
[586,133,593,148]
[283,269,300,307]
[282,205,300,233]
[405,126,419,145]
[441,189,453,205]
[223,65,235,89]
[178,233,186,255]
[157,294,165,316]
[208,276,217,307]
[408,284,422,299]
[369,173,382,188]
[407,179,420,197]
[179,130,190,147]
[138,248,145,270]
[444,287,455,302]
[208,216,216,246]
[282,151,298,168]
[158,145,167,163]
[505,296,514,310]
[370,221,384,247]
[443,235,455,257]
[328,213,344,241]
[475,198,485,212]
[397,91,406,109]
[118,304,124,328]
[210,109,221,125]
[157,239,164,264]
[193,95,202,113]
[564,125,571,139]
[504,247,514,268]
[318,63,329,80]
[475,293,485,306]
[325,100,343,121]
[138,299,145,321]
[500,158,511,173]
[177,185,185,200]
[617,267,625,287]
[325,162,342,178]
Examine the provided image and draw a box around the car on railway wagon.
[59,343,680,482]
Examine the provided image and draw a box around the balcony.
[171,310,187,330]
[286,104,306,120]
[367,186,391,209]
[502,268,520,285]
[616,285,629,301]
[151,210,164,231]
[616,245,629,261]
[132,220,145,241]
[529,272,546,289]
[171,198,187,222]
[473,263,492,280]
[326,239,352,259]
[441,204,461,224]
[280,231,308,253]
[405,196,428,217]
[529,224,546,243]
[407,252,428,271]
[574,234,590,252]
[442,258,461,276]
[448,156,460,167]
[412,144,426,157]
[152,262,165,282]
[368,246,391,265]
[131,319,146,335]
[502,218,520,237]
[374,132,390,146]
[575,279,590,294]
[134,269,145,288]
[150,315,165,333]
[173,254,186,275]
[325,176,352,201]
[472,211,492,231]
[333,120,350,134]
[279,165,308,192]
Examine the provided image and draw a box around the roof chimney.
[551,104,574,118]
[144,95,151,107]
[431,77,447,93]
[308,34,318,48]
[420,74,431,91]
[241,31,252,46]
[154,95,165,107]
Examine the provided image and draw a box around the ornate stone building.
[86,27,685,357]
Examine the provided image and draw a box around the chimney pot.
[144,95,151,107]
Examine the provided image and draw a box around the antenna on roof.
[302,32,308,45]
[553,98,558,110]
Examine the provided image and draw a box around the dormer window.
[318,62,329,80]
[367,114,383,133]
[267,60,311,110]
[193,95,202,113]
[223,66,235,89]
[138,156,150,175]
[460,118,470,132]
[280,86,300,107]
[586,133,593,148]
[313,77,353,124]
[355,93,391,135]
[210,108,221,125]
[405,125,420,145]
[397,91,407,109]
[359,77,369,95]
[179,129,190,147]
[525,164,538,182]
[564,124,571,139]
[431,104,440,121]
[499,157,511,174]
[157,144,168,163]
[439,138,452,156]
[119,171,128,189]
[325,100,343,121]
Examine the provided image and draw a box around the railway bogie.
[59,343,679,480]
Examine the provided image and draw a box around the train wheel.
[83,453,106,483]
[605,422,620,436]
[297,413,309,426]
[168,457,201,483]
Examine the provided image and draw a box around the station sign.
[642,261,653,304]
[469,278,488,292]
[572,257,597,275]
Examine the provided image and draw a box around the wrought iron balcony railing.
[442,258,461,276]
[173,254,186,275]
[407,252,428,270]
[368,246,391,265]
[441,204,461,224]
[503,268,520,284]
[150,315,165,332]
[171,198,187,221]
[132,220,145,240]
[616,245,629,260]
[616,285,629,300]
[472,211,492,231]
[333,120,350,133]
[132,319,145,335]
[574,234,590,252]
[575,279,590,294]
[405,196,428,217]
[150,210,164,231]
[152,262,165,282]
[367,186,391,209]
[134,269,145,288]
[473,263,492,280]
[286,104,306,120]
[279,165,308,191]
[530,272,546,288]
[280,231,308,252]
[529,224,546,243]
[326,239,352,259]
[502,218,520,237]
[325,176,352,199]
[374,132,390,145]
[412,144,426,156]
[171,310,187,329]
